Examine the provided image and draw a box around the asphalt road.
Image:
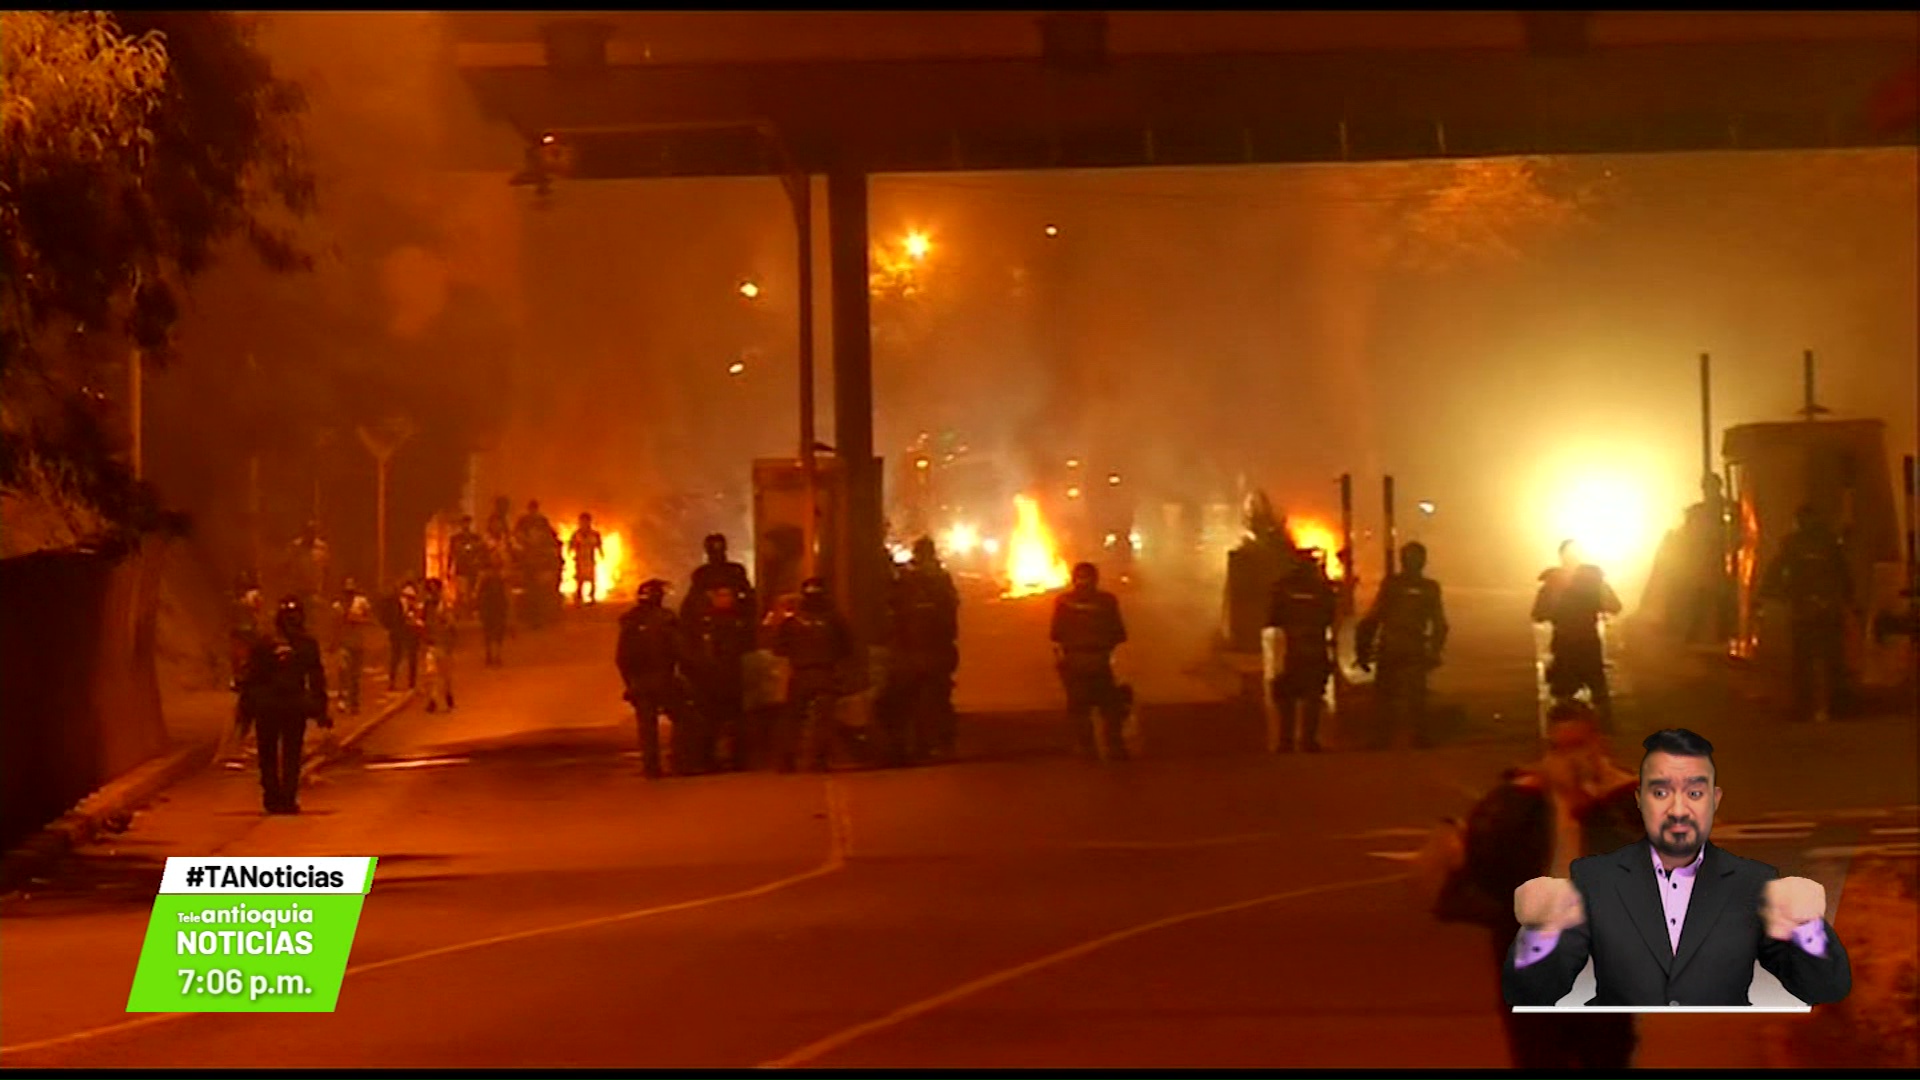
[1,589,1913,1069]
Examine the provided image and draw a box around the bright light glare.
[1417,500,1436,515]
[982,537,1002,556]
[738,280,761,299]
[1541,470,1659,575]
[942,521,981,556]
[903,231,931,261]
[727,361,746,376]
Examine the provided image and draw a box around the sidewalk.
[0,643,410,893]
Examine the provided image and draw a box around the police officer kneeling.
[1050,562,1131,761]
[240,595,331,814]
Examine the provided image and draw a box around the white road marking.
[1803,843,1920,860]
[1332,827,1436,840]
[0,779,855,1060]
[760,871,1407,1069]
[362,756,470,772]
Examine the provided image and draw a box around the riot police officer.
[880,537,961,764]
[1532,540,1623,727]
[446,515,485,617]
[680,535,758,772]
[683,533,758,624]
[1268,553,1338,753]
[1050,562,1131,761]
[773,578,855,773]
[616,579,685,778]
[239,595,330,814]
[1355,541,1449,750]
[1761,505,1855,721]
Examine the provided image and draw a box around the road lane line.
[759,871,1406,1069]
[0,777,854,1060]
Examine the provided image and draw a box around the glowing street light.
[902,231,931,261]
[727,361,746,376]
[1043,224,1060,238]
[1417,500,1437,515]
[738,280,761,300]
[1107,472,1122,486]
[1066,486,1083,500]
[1066,458,1082,469]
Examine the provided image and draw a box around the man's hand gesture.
[1761,876,1825,940]
[1515,876,1586,933]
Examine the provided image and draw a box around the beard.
[1651,817,1704,859]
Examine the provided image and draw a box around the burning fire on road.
[1286,516,1346,579]
[1004,494,1071,598]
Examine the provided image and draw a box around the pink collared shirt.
[1515,846,1828,971]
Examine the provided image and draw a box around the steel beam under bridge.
[459,37,1914,639]
[461,40,1916,176]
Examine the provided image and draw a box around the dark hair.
[1640,728,1716,780]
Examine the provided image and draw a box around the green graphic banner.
[127,857,377,1013]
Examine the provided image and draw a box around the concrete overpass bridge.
[449,10,1918,633]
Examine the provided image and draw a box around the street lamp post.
[357,418,417,590]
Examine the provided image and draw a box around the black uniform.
[880,561,961,763]
[1532,564,1622,725]
[449,527,485,609]
[682,560,758,625]
[1050,585,1130,760]
[681,601,757,772]
[616,597,684,778]
[773,603,854,772]
[239,630,329,813]
[1268,563,1338,753]
[1355,569,1449,750]
[1761,521,1854,720]
[479,572,510,666]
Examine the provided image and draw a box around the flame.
[1286,516,1346,580]
[1004,494,1071,598]
[558,522,629,599]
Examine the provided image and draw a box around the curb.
[0,739,217,894]
[1,691,415,895]
[300,689,416,782]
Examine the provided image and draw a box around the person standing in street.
[1267,552,1338,753]
[421,578,456,713]
[478,560,510,668]
[239,595,330,814]
[1428,702,1642,1068]
[333,578,374,716]
[773,578,855,773]
[616,579,684,779]
[1532,540,1623,727]
[1355,541,1449,750]
[568,512,605,607]
[1050,562,1131,762]
[880,537,962,764]
[1761,505,1856,722]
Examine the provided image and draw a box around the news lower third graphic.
[126,857,376,1013]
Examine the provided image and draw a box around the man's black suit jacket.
[1503,840,1852,1007]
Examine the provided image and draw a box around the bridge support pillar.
[827,169,885,644]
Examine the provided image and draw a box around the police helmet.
[1401,541,1429,573]
[636,578,668,603]
[800,576,829,598]
[275,594,306,633]
[1071,561,1099,587]
[912,536,938,562]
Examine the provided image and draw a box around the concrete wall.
[0,544,170,852]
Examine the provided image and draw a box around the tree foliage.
[1,10,314,542]
[1,12,314,379]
